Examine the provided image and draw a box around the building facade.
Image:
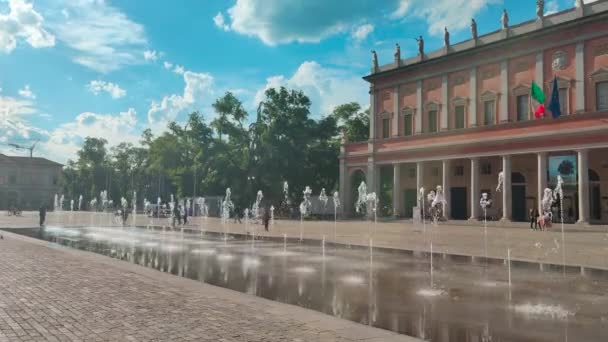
[340,1,608,224]
[0,154,63,210]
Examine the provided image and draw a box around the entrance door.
[511,185,527,222]
[590,185,601,220]
[451,187,467,220]
[403,189,417,218]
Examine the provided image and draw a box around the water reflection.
[4,226,608,342]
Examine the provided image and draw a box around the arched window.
[589,169,600,182]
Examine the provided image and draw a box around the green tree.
[331,102,369,142]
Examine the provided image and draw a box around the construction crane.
[6,140,39,158]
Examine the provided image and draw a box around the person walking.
[233,205,242,224]
[529,207,538,230]
[39,205,47,227]
[262,206,271,232]
[181,205,188,225]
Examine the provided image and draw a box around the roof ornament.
[371,50,378,72]
[501,9,509,30]
[471,19,478,40]
[444,27,450,48]
[394,43,401,65]
[415,35,424,57]
[536,0,544,19]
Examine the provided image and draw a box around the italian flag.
[530,81,546,119]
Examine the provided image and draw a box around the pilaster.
[441,75,448,131]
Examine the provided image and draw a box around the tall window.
[481,162,492,175]
[403,110,413,136]
[454,166,464,176]
[484,100,495,126]
[382,118,390,139]
[427,110,438,133]
[516,95,529,121]
[558,88,568,115]
[597,81,608,111]
[454,105,465,129]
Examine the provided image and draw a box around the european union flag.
[548,76,561,119]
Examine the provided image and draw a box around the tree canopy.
[61,87,368,211]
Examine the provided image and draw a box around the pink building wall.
[477,63,501,125]
[585,36,608,111]
[508,54,536,121]
[544,43,577,115]
[398,83,417,135]
[448,70,470,128]
[422,76,442,131]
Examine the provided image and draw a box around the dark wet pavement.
[4,225,608,342]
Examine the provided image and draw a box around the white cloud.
[0,0,55,53]
[18,85,35,99]
[545,1,560,15]
[143,49,158,61]
[392,0,499,36]
[163,61,173,70]
[254,61,368,116]
[0,95,46,145]
[49,0,147,73]
[173,65,185,75]
[352,24,374,41]
[217,0,495,44]
[213,12,230,31]
[147,71,214,130]
[220,0,382,45]
[42,108,140,163]
[87,80,126,99]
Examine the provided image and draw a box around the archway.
[350,169,366,216]
[589,169,601,221]
[511,172,527,222]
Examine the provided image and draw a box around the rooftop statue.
[471,19,478,40]
[501,9,509,29]
[371,50,378,71]
[444,27,450,48]
[416,35,424,56]
[537,0,544,19]
[394,43,400,64]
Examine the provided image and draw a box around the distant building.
[340,1,608,224]
[0,154,62,210]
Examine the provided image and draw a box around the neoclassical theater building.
[339,1,608,224]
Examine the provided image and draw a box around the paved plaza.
[0,227,417,342]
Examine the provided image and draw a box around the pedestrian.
[529,208,538,230]
[233,205,242,224]
[181,205,188,225]
[262,206,270,232]
[122,207,129,225]
[39,205,47,227]
[172,205,181,227]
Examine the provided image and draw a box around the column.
[415,80,423,134]
[392,86,400,137]
[366,157,376,193]
[442,159,451,219]
[535,52,544,86]
[500,60,509,123]
[469,67,477,127]
[416,162,424,192]
[339,159,347,216]
[369,87,376,140]
[537,152,547,213]
[441,75,448,131]
[469,158,480,220]
[575,42,585,113]
[501,155,512,221]
[577,149,589,224]
[393,163,401,217]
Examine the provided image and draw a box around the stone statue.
[394,43,400,64]
[536,0,544,19]
[471,19,478,40]
[371,50,378,71]
[444,27,450,48]
[416,35,424,56]
[501,9,509,29]
[576,0,584,8]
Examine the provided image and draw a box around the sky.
[0,0,593,163]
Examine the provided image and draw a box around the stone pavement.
[0,230,418,342]
[3,210,608,270]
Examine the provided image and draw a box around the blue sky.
[0,0,588,162]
